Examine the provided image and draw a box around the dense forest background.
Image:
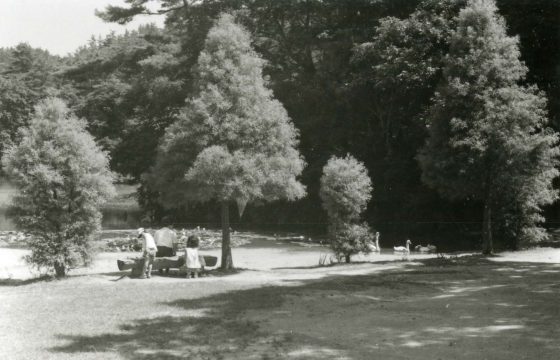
[1,0,558,249]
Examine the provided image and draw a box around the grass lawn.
[1,249,559,359]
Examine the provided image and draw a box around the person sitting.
[184,235,202,279]
[138,228,157,279]
[154,227,177,257]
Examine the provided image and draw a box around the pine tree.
[418,0,559,253]
[149,13,306,269]
[2,98,116,277]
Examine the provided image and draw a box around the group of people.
[137,227,202,279]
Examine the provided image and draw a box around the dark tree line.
[1,0,559,250]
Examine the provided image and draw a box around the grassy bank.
[1,250,559,359]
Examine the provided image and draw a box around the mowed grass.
[1,254,560,360]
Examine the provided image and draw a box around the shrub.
[329,222,374,263]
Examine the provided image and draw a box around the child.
[184,235,202,279]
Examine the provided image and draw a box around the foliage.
[320,154,372,223]
[149,13,306,268]
[62,25,186,180]
[2,98,116,276]
[320,154,373,262]
[348,0,467,234]
[0,44,62,164]
[1,0,559,251]
[418,0,559,252]
[329,222,374,263]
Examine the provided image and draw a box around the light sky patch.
[0,0,165,56]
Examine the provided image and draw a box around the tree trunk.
[54,261,67,278]
[221,201,234,270]
[482,199,494,255]
[345,254,351,263]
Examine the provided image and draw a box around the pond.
[0,206,145,231]
[0,181,144,231]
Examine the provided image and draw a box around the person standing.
[184,235,202,279]
[138,228,157,279]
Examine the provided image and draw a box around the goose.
[394,239,412,253]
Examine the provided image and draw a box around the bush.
[329,222,374,263]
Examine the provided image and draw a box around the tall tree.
[2,98,116,277]
[418,0,559,253]
[149,13,306,269]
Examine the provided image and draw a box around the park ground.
[1,246,559,360]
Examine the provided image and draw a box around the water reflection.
[0,207,143,231]
[101,208,143,230]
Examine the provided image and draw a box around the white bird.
[414,244,437,253]
[368,232,381,252]
[394,239,412,253]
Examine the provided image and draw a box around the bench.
[117,255,218,277]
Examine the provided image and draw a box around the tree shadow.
[0,275,54,286]
[50,258,560,359]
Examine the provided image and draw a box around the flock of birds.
[367,233,437,254]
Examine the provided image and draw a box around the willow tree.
[418,0,559,254]
[149,13,306,269]
[2,98,115,277]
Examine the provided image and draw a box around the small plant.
[329,222,374,263]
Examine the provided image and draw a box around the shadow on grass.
[0,275,54,286]
[271,259,402,270]
[50,258,560,359]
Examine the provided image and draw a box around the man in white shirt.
[138,228,157,279]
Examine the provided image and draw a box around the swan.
[414,244,437,253]
[367,232,381,252]
[394,239,412,253]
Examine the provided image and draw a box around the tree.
[97,0,419,226]
[349,0,467,237]
[2,98,116,277]
[418,0,559,253]
[0,43,63,166]
[320,154,373,262]
[62,25,186,180]
[149,13,306,269]
[0,77,35,156]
